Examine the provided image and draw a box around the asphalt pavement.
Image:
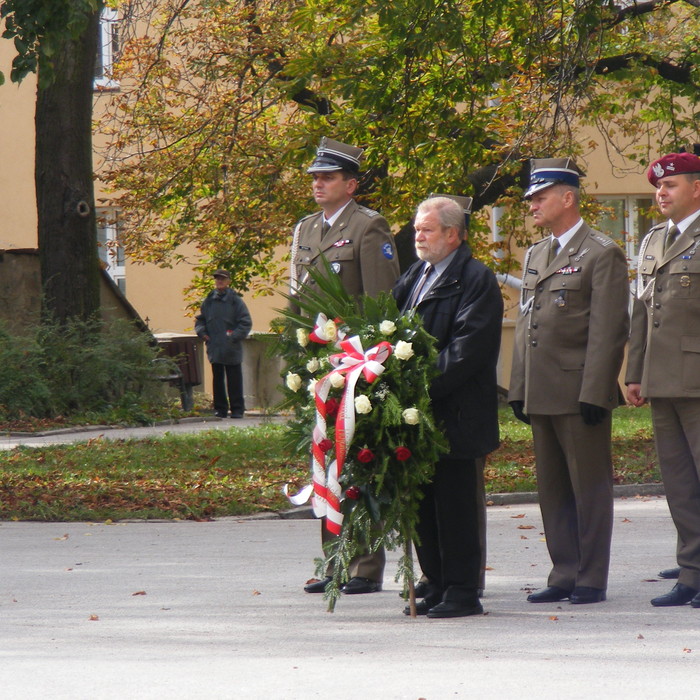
[1,417,697,698]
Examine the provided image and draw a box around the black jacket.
[393,243,503,459]
[195,288,252,365]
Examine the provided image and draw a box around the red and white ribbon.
[310,336,393,534]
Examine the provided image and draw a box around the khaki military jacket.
[626,214,700,398]
[290,199,399,300]
[509,222,629,415]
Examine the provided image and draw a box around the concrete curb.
[254,482,667,521]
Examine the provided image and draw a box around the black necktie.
[407,264,433,309]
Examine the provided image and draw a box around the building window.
[97,208,126,294]
[94,7,119,90]
[594,196,661,268]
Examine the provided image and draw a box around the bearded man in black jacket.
[393,196,503,618]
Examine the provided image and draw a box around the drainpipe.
[492,206,522,290]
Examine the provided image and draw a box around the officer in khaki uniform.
[291,137,399,595]
[290,138,399,302]
[509,158,629,605]
[626,151,700,608]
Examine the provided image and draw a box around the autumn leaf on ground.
[517,525,535,529]
[549,616,558,621]
[132,591,147,596]
[637,634,644,639]
[683,648,692,653]
[622,518,632,523]
[88,614,99,621]
[54,534,69,541]
[511,514,526,519]
[252,590,261,596]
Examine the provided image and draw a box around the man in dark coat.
[195,269,252,418]
[393,196,503,618]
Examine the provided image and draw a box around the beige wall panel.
[0,50,37,249]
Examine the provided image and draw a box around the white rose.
[330,373,346,389]
[306,358,321,373]
[402,408,420,425]
[354,395,373,415]
[379,320,397,336]
[296,328,309,347]
[307,379,317,396]
[285,372,302,392]
[324,319,337,341]
[394,340,414,361]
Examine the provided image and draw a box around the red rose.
[345,486,361,500]
[357,448,376,463]
[319,438,333,453]
[394,446,412,461]
[326,398,340,418]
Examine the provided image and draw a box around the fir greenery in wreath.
[272,260,448,611]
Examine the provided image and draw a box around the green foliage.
[0,0,104,86]
[100,0,700,300]
[0,317,175,422]
[273,260,448,609]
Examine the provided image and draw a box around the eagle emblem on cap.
[652,163,665,178]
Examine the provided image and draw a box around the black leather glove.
[579,402,608,426]
[509,400,531,425]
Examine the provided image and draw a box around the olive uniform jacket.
[290,199,399,301]
[626,213,700,397]
[509,222,629,415]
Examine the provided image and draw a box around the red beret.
[648,152,700,187]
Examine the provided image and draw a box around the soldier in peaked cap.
[626,150,700,608]
[291,137,399,596]
[509,157,629,605]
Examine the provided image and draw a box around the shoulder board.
[297,212,317,224]
[356,205,380,218]
[532,237,550,249]
[590,233,615,248]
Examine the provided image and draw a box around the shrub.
[0,317,176,421]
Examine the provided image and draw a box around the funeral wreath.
[272,261,448,611]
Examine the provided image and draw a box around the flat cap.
[212,269,231,279]
[648,152,700,187]
[524,157,583,199]
[429,193,473,214]
[307,137,363,174]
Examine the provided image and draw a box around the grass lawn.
[0,405,658,521]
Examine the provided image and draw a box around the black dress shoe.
[304,576,332,593]
[230,412,244,419]
[342,577,381,594]
[403,599,432,616]
[570,586,606,604]
[651,583,699,607]
[527,585,572,603]
[658,567,681,580]
[691,592,700,608]
[426,600,483,618]
[214,411,228,418]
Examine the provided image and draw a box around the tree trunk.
[35,8,101,323]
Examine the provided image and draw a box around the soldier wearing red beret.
[626,149,700,608]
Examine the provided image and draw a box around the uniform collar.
[550,218,583,251]
[673,209,700,235]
